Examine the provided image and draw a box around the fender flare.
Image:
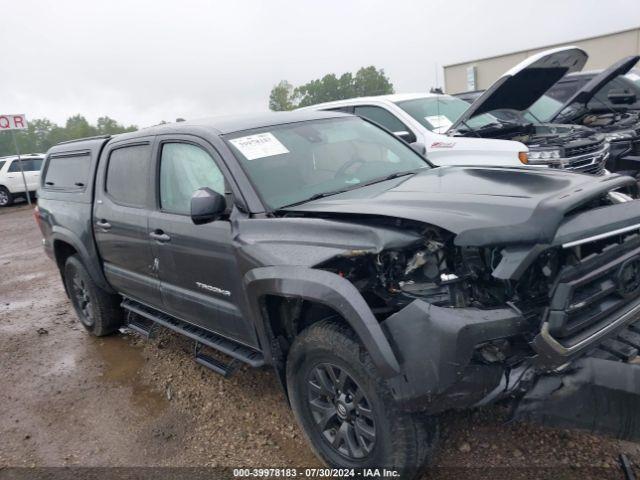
[50,226,115,293]
[243,266,401,378]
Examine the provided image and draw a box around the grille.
[565,141,604,158]
[549,143,608,175]
[547,233,640,341]
[565,159,606,175]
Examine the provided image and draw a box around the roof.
[128,110,350,138]
[297,93,445,110]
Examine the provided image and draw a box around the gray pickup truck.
[35,110,640,476]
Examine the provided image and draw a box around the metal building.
[443,27,640,94]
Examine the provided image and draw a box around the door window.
[159,143,225,215]
[353,106,412,135]
[106,144,151,207]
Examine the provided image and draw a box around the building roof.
[443,26,640,68]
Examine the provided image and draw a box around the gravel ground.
[1,202,640,479]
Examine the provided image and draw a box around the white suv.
[299,94,528,167]
[0,154,45,206]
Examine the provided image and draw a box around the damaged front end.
[306,190,640,440]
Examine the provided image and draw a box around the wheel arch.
[50,228,115,294]
[243,266,401,381]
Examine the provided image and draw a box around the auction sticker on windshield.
[425,115,453,132]
[229,132,289,160]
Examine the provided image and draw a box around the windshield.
[225,117,430,210]
[395,96,499,132]
[525,94,563,122]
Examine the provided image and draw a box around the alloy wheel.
[306,363,376,459]
[71,273,94,326]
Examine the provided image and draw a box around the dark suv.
[35,111,640,476]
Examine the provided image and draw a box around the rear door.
[6,157,44,192]
[148,135,255,346]
[25,157,43,190]
[93,138,160,307]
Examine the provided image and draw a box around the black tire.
[64,255,123,336]
[0,186,13,207]
[287,320,438,478]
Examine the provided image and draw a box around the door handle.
[149,230,171,243]
[96,219,112,230]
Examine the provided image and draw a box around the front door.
[148,137,254,346]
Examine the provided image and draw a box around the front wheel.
[287,321,438,478]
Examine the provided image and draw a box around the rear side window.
[105,144,150,207]
[43,154,91,190]
[8,158,41,172]
[0,161,5,171]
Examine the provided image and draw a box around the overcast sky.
[2,0,639,128]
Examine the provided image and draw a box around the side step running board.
[195,352,240,378]
[126,313,157,339]
[121,298,265,372]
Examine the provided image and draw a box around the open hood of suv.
[549,55,640,122]
[449,46,588,130]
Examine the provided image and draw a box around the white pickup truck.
[0,154,45,206]
[300,93,529,167]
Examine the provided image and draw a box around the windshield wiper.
[362,169,421,187]
[278,189,351,209]
[278,170,421,209]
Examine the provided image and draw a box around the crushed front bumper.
[515,356,640,442]
[382,293,640,424]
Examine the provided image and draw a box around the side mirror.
[393,130,416,143]
[190,187,226,225]
[409,142,427,157]
[608,89,636,105]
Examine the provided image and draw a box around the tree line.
[269,66,394,111]
[0,65,393,156]
[0,115,137,157]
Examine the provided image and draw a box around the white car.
[299,93,529,167]
[0,154,45,206]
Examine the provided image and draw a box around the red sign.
[0,114,28,130]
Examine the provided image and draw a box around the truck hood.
[283,166,637,247]
[449,46,588,130]
[550,55,640,122]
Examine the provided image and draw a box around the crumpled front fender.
[243,266,401,377]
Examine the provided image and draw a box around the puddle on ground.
[92,334,168,414]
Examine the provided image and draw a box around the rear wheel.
[64,255,123,336]
[287,321,438,478]
[0,186,13,207]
